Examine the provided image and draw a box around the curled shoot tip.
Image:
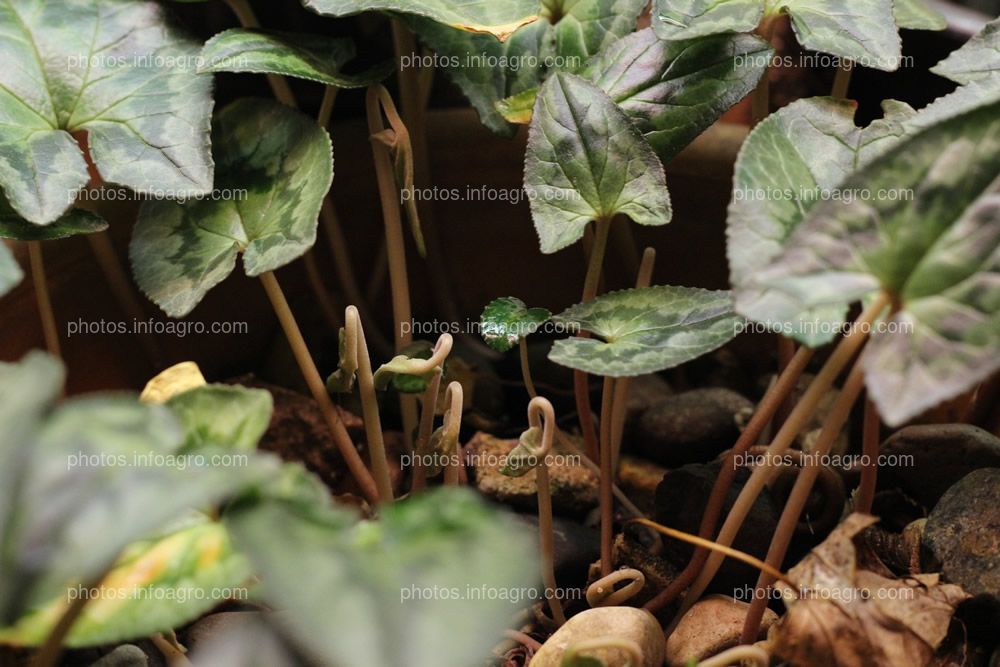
[586,568,645,608]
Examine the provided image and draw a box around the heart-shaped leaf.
[0,196,107,241]
[199,29,394,88]
[168,384,273,454]
[0,516,251,647]
[574,29,771,161]
[654,0,904,71]
[0,0,213,225]
[549,286,742,376]
[0,244,21,297]
[130,98,333,318]
[752,94,1000,426]
[728,97,917,346]
[480,297,551,353]
[931,18,999,86]
[225,486,538,667]
[304,0,540,40]
[524,73,671,254]
[410,0,647,135]
[893,0,946,30]
[0,352,278,622]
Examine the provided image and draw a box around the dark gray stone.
[514,513,600,585]
[89,646,148,667]
[636,389,753,467]
[880,424,1000,509]
[924,468,1000,601]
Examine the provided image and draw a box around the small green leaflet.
[0,195,107,241]
[410,0,646,136]
[303,0,540,40]
[549,286,743,376]
[480,297,551,353]
[524,73,671,254]
[653,0,906,71]
[753,95,1000,426]
[0,243,20,297]
[373,341,438,393]
[168,384,273,454]
[728,97,917,346]
[225,486,538,667]
[199,29,394,88]
[0,518,251,647]
[931,18,1000,87]
[130,99,333,318]
[500,426,544,477]
[0,0,213,225]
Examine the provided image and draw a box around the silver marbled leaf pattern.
[932,18,1000,87]
[549,286,743,376]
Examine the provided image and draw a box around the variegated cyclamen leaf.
[728,97,917,346]
[304,0,540,40]
[0,355,279,622]
[0,0,213,225]
[892,0,946,31]
[410,0,646,136]
[931,18,1000,87]
[130,99,333,318]
[576,29,771,162]
[0,196,107,241]
[549,286,742,376]
[524,73,671,254]
[199,29,394,89]
[168,384,273,454]
[0,518,251,647]
[754,96,1000,426]
[654,0,903,72]
[653,0,762,40]
[0,243,20,297]
[225,487,537,667]
[480,297,551,353]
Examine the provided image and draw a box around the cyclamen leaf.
[931,18,1000,86]
[411,0,646,136]
[168,384,273,454]
[0,0,213,225]
[728,97,917,346]
[0,354,279,622]
[225,487,537,667]
[549,286,742,376]
[576,29,771,162]
[199,29,394,88]
[524,73,671,254]
[0,518,251,647]
[480,297,551,353]
[0,196,107,241]
[754,95,1000,426]
[0,243,20,297]
[654,0,903,71]
[892,0,947,31]
[304,0,540,40]
[130,99,333,318]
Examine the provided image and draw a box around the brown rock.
[468,432,598,516]
[617,455,668,515]
[636,389,753,467]
[666,595,778,666]
[531,607,665,667]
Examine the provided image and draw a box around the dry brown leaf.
[772,514,969,667]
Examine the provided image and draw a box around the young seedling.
[501,396,566,626]
[586,568,645,608]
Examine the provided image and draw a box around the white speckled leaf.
[931,18,1000,86]
[728,97,917,346]
[549,286,742,376]
[653,0,762,39]
[754,96,1000,426]
[304,0,540,40]
[524,73,671,254]
[0,0,214,225]
[893,0,946,30]
[130,99,333,318]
